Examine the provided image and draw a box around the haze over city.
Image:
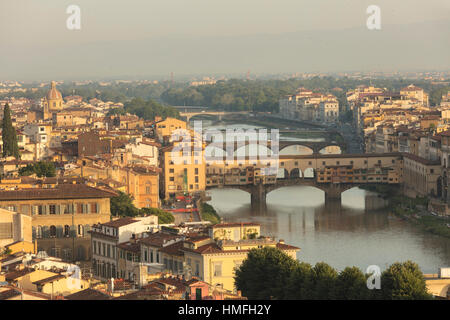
[1,0,449,80]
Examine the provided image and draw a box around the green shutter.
[56,225,63,238]
[70,225,76,237]
[42,226,49,238]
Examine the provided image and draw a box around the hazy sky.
[0,0,449,80]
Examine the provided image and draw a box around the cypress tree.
[2,103,20,159]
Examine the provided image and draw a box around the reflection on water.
[207,186,450,273]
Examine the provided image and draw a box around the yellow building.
[209,223,260,241]
[161,135,206,199]
[182,237,299,292]
[72,162,160,209]
[13,269,89,297]
[0,207,32,249]
[0,184,116,261]
[155,117,187,142]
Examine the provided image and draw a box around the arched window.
[37,225,43,239]
[50,225,56,237]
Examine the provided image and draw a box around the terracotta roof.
[5,268,34,281]
[158,241,185,256]
[117,241,140,253]
[65,288,111,300]
[276,242,300,251]
[402,153,441,166]
[102,217,138,228]
[140,232,182,247]
[183,243,223,254]
[32,274,66,286]
[0,184,117,201]
[0,288,21,300]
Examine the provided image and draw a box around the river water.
[199,120,450,273]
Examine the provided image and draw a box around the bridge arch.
[235,144,274,158]
[318,145,342,154]
[280,144,314,155]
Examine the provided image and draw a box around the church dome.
[46,81,62,100]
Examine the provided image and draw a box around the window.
[195,262,200,276]
[213,262,222,277]
[49,205,56,215]
[49,225,56,237]
[64,225,70,237]
[146,186,151,194]
[195,168,199,175]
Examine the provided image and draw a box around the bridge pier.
[322,183,343,205]
[250,183,267,212]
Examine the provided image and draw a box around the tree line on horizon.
[3,77,448,114]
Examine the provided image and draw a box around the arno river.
[199,120,450,274]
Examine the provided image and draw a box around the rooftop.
[0,184,117,201]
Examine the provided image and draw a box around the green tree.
[285,262,314,299]
[311,262,338,300]
[110,191,139,217]
[200,203,220,224]
[335,266,372,300]
[234,247,300,299]
[19,161,56,177]
[139,207,174,224]
[2,103,19,158]
[380,261,433,300]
